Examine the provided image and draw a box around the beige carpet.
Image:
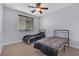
[1,42,79,56]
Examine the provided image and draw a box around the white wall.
[0,4,3,47]
[3,7,40,44]
[40,4,79,48]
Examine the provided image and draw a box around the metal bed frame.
[34,29,70,55]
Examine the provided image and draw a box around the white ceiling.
[3,3,73,17]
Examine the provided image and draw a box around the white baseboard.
[70,44,79,49]
[70,40,79,49]
[3,40,22,46]
[0,45,3,54]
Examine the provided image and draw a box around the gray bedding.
[34,36,69,56]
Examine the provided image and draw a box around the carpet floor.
[1,42,79,56]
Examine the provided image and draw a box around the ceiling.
[3,3,73,17]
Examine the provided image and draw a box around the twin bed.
[34,29,70,56]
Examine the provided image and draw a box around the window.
[19,15,33,31]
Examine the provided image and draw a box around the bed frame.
[34,29,70,56]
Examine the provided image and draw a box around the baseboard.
[70,44,79,49]
[70,40,79,49]
[0,45,3,54]
[3,40,22,46]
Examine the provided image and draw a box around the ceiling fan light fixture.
[35,8,41,12]
[28,3,48,14]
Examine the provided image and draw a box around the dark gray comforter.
[34,36,69,56]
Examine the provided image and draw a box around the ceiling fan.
[28,3,48,14]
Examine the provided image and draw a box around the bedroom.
[0,3,79,56]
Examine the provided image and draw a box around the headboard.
[54,29,69,39]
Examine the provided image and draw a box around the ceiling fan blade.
[40,11,42,14]
[41,8,48,10]
[28,6,35,8]
[32,10,36,13]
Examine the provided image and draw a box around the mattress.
[34,36,69,56]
